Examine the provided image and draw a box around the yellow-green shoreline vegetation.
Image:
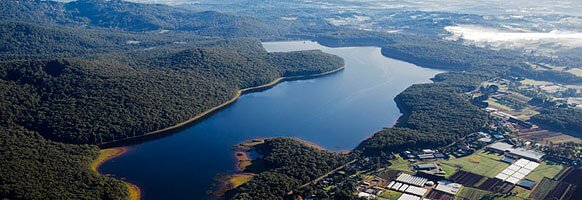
[90,148,127,173]
[126,182,141,200]
[224,137,350,199]
[90,148,141,200]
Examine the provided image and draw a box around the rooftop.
[415,164,437,169]
[488,142,514,151]
[508,148,545,161]
[434,181,462,195]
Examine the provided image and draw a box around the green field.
[525,161,564,182]
[441,150,508,178]
[440,163,457,178]
[379,190,402,200]
[387,155,413,173]
[456,187,491,200]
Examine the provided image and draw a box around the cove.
[99,41,443,199]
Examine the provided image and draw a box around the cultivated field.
[525,161,564,182]
[441,151,508,178]
[456,186,491,200]
[449,171,486,187]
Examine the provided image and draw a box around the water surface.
[100,41,443,199]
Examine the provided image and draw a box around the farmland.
[387,155,414,173]
[524,161,564,182]
[449,171,485,187]
[477,178,515,193]
[528,178,559,200]
[378,190,402,200]
[516,129,581,145]
[456,186,491,200]
[440,150,508,178]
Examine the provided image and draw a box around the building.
[422,149,435,154]
[487,142,514,153]
[417,154,435,160]
[517,180,536,190]
[478,138,493,143]
[414,163,437,170]
[501,157,515,163]
[397,194,421,200]
[434,181,462,195]
[395,173,428,187]
[486,142,545,162]
[433,153,447,159]
[495,159,540,184]
[506,148,545,162]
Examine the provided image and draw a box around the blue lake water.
[99,41,443,199]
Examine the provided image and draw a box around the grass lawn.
[379,190,402,200]
[456,187,491,200]
[441,150,508,178]
[525,161,564,182]
[387,155,413,173]
[440,163,457,178]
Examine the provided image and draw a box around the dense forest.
[226,138,350,199]
[2,0,580,199]
[529,107,582,135]
[0,42,343,145]
[0,125,128,200]
[355,71,491,156]
[0,0,289,37]
[315,31,582,85]
[0,1,346,199]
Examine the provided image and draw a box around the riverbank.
[91,148,141,200]
[97,66,345,148]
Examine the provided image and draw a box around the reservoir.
[99,41,443,199]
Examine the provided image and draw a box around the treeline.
[355,71,491,156]
[0,1,345,199]
[313,31,582,85]
[0,0,289,37]
[226,138,350,199]
[529,107,582,135]
[0,41,343,145]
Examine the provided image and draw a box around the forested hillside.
[0,40,343,145]
[355,71,491,156]
[0,125,128,200]
[0,1,345,199]
[226,138,350,199]
[529,107,582,135]
[0,0,288,37]
[315,32,582,85]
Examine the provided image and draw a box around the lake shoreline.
[97,66,345,149]
[93,66,344,199]
[90,148,140,200]
[219,137,335,196]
